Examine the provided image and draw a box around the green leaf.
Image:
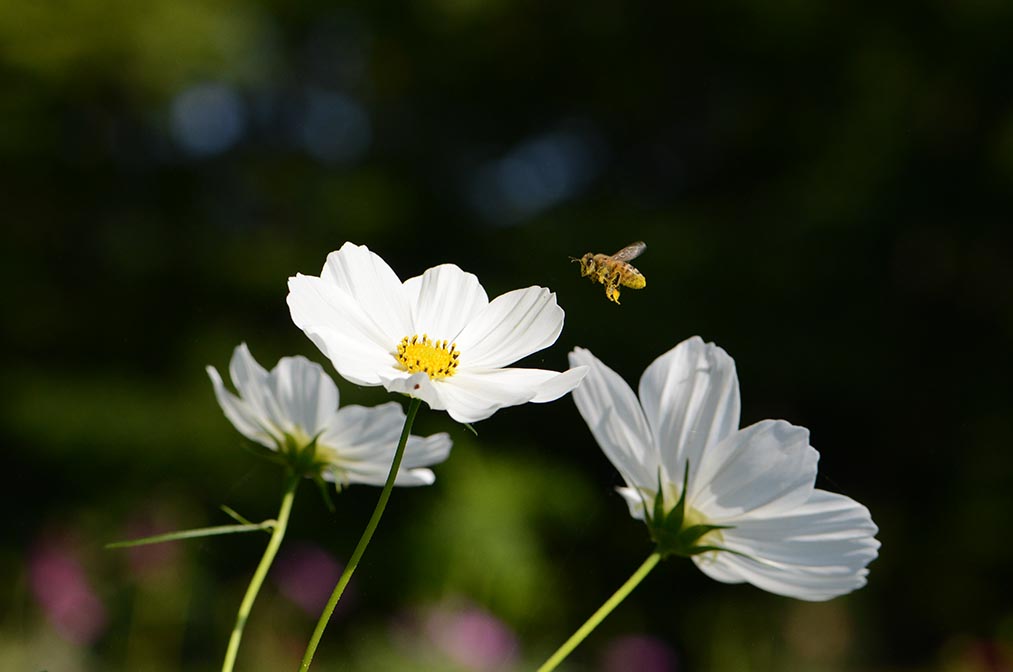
[106,521,275,549]
[219,505,256,526]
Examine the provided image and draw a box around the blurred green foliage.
[2,0,1013,670]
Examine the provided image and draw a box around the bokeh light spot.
[170,82,246,157]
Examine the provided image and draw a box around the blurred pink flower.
[424,601,518,671]
[28,535,108,646]
[601,634,678,672]
[959,639,1012,672]
[272,542,344,615]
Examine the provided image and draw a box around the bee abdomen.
[622,274,646,290]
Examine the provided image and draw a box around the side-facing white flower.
[207,343,451,487]
[569,337,880,601]
[287,242,587,423]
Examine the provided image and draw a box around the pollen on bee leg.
[395,334,461,380]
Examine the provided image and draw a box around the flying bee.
[572,241,647,304]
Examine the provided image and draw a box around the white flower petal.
[689,420,819,522]
[528,365,589,402]
[455,287,564,369]
[229,343,287,435]
[319,242,413,341]
[638,336,741,489]
[404,264,489,339]
[382,359,586,424]
[320,403,451,485]
[333,433,450,487]
[569,348,659,492]
[401,432,453,469]
[693,490,879,601]
[269,356,339,436]
[723,490,880,560]
[287,274,399,386]
[690,551,745,585]
[378,371,449,414]
[386,466,438,486]
[325,464,437,487]
[426,369,539,423]
[324,403,450,464]
[444,366,587,405]
[319,402,406,458]
[617,486,649,521]
[694,550,865,601]
[206,365,277,448]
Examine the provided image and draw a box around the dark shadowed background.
[2,1,1012,670]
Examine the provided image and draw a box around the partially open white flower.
[569,337,880,601]
[207,343,451,487]
[287,242,587,424]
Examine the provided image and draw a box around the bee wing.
[610,241,646,262]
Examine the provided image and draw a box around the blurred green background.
[2,0,1012,670]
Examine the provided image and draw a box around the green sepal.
[313,472,336,513]
[678,523,732,547]
[650,470,666,527]
[463,423,479,437]
[648,462,690,534]
[649,525,680,553]
[285,433,312,472]
[644,461,744,559]
[277,431,331,479]
[684,544,732,557]
[668,463,690,528]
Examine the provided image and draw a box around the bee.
[572,241,647,304]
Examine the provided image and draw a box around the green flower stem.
[538,552,662,672]
[221,472,301,672]
[298,397,422,672]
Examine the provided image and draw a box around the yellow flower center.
[395,334,460,379]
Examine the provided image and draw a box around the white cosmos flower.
[287,242,588,424]
[569,337,880,602]
[207,343,451,487]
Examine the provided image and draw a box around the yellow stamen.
[395,333,460,380]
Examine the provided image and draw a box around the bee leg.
[606,283,621,303]
[605,274,621,303]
